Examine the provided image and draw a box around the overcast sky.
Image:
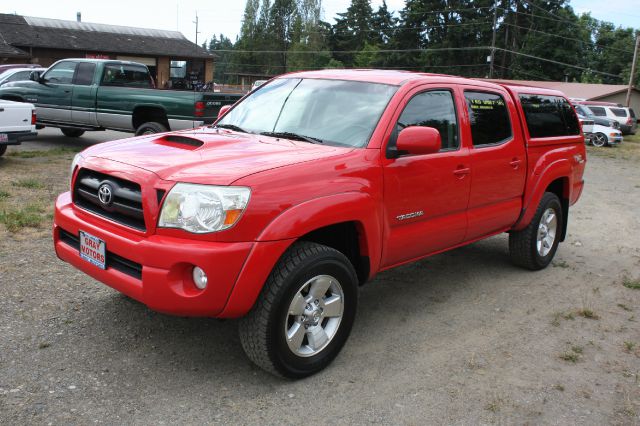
[1,0,637,45]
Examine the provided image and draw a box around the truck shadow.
[84,235,515,381]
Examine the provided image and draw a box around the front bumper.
[53,192,254,317]
[609,135,623,145]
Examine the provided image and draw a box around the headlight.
[70,153,83,186]
[158,183,250,233]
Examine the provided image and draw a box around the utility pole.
[626,35,639,107]
[193,12,201,45]
[489,0,498,79]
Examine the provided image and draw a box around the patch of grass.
[0,190,9,200]
[7,147,82,158]
[559,352,579,363]
[38,342,50,349]
[0,205,45,232]
[618,303,632,312]
[576,308,600,320]
[12,178,45,189]
[553,384,565,391]
[485,400,500,413]
[552,260,569,268]
[560,345,584,363]
[563,311,575,320]
[624,341,636,352]
[622,277,640,290]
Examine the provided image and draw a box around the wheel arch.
[132,105,169,130]
[513,159,572,241]
[220,192,383,318]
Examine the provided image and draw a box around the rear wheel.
[239,241,358,378]
[509,192,563,270]
[592,132,607,147]
[0,145,7,157]
[135,122,168,136]
[61,128,85,138]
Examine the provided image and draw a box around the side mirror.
[396,126,441,156]
[217,104,232,118]
[29,71,43,83]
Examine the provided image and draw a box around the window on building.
[395,90,459,150]
[464,91,512,146]
[101,63,152,88]
[519,94,580,138]
[43,61,78,84]
[74,63,96,86]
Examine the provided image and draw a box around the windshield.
[217,78,398,148]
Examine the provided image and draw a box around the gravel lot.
[1,128,639,425]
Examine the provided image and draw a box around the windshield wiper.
[215,124,249,133]
[260,131,324,144]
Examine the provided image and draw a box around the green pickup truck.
[0,59,243,137]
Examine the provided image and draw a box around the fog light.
[192,266,208,290]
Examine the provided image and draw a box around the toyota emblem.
[98,183,113,206]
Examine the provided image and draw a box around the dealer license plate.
[0,133,8,142]
[79,231,106,269]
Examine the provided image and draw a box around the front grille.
[58,229,143,280]
[73,169,146,231]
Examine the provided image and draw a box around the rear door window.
[610,108,627,117]
[101,64,152,88]
[588,106,606,117]
[464,91,512,146]
[519,94,580,137]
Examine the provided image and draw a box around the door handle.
[453,166,471,178]
[509,158,522,169]
[64,90,71,93]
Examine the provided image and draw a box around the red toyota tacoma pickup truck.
[53,70,586,378]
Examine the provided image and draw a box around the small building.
[0,13,215,88]
[487,79,640,114]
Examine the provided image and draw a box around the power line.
[218,62,489,70]
[502,22,635,54]
[495,47,623,79]
[494,64,553,81]
[211,46,493,54]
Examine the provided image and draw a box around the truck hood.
[81,128,352,185]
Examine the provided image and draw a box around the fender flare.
[513,158,572,231]
[219,192,383,318]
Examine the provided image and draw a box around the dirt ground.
[1,128,639,425]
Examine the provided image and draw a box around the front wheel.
[239,241,358,379]
[592,132,607,147]
[509,192,563,270]
[61,128,85,138]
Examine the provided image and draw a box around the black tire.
[509,192,563,270]
[0,145,6,157]
[61,128,85,137]
[135,122,168,136]
[239,241,358,379]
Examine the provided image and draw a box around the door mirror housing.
[29,70,42,82]
[217,104,232,118]
[396,126,442,156]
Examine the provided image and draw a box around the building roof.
[485,79,637,100]
[0,13,214,59]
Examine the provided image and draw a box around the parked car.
[581,103,637,135]
[0,64,42,76]
[0,59,243,137]
[589,123,623,147]
[251,80,267,90]
[0,99,37,156]
[0,67,46,87]
[53,70,586,378]
[578,116,594,143]
[572,104,620,130]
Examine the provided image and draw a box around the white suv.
[585,105,637,135]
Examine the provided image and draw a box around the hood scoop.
[153,135,204,150]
